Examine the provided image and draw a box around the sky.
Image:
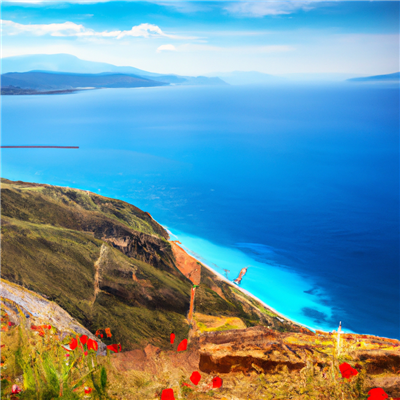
[1,1,399,76]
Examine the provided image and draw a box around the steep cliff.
[1,178,301,351]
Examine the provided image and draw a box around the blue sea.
[1,84,399,338]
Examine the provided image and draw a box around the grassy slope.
[1,178,300,350]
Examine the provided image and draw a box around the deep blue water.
[1,84,399,338]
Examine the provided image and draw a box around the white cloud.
[1,19,194,40]
[157,44,177,52]
[1,20,86,36]
[224,1,315,17]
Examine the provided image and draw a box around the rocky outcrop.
[198,326,316,374]
[352,349,400,374]
[94,222,176,273]
[198,326,400,378]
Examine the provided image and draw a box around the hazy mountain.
[206,70,285,85]
[347,72,400,82]
[281,73,360,82]
[1,54,227,87]
[1,53,161,77]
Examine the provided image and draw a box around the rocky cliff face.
[94,224,176,273]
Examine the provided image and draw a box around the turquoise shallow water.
[167,228,336,332]
[1,84,399,338]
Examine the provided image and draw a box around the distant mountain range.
[1,54,227,93]
[347,72,400,83]
[1,53,158,76]
[1,54,398,94]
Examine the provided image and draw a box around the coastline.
[166,227,313,332]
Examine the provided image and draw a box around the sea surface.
[2,84,399,338]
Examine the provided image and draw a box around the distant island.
[347,71,400,83]
[1,53,227,95]
[1,71,168,94]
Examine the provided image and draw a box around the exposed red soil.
[171,242,201,285]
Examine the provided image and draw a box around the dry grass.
[193,314,246,333]
[1,312,394,400]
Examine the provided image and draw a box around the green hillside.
[1,178,300,350]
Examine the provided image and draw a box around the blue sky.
[1,1,399,76]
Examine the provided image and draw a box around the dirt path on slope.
[92,243,107,304]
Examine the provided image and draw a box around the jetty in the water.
[233,266,248,285]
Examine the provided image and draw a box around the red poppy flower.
[80,335,88,345]
[84,351,88,356]
[70,337,78,350]
[212,376,223,389]
[101,334,103,338]
[107,344,120,353]
[189,371,201,386]
[339,362,358,379]
[12,385,22,394]
[84,387,93,394]
[170,332,175,344]
[368,388,388,399]
[8,321,15,327]
[47,325,51,330]
[87,339,98,352]
[161,388,175,400]
[177,339,187,352]
[31,325,44,331]
[105,328,112,338]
